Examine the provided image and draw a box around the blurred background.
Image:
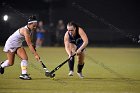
[0,0,140,47]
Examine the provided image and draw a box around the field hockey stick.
[33,44,54,78]
[39,60,50,76]
[39,60,55,78]
[49,54,76,75]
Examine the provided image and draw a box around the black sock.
[68,56,75,71]
[77,64,84,73]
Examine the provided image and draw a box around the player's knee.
[25,56,28,60]
[22,57,28,61]
[78,60,84,65]
[24,58,28,60]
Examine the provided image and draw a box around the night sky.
[0,0,140,45]
[0,0,139,28]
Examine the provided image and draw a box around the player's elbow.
[84,39,88,46]
[86,40,89,45]
[26,42,33,47]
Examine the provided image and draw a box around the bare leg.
[1,51,15,67]
[0,51,15,74]
[77,52,85,78]
[68,44,76,71]
[68,44,76,76]
[16,47,28,60]
[77,52,85,65]
[16,47,31,80]
[16,47,28,74]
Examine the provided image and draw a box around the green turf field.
[0,47,140,93]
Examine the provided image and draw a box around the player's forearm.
[25,37,37,56]
[64,42,71,56]
[79,41,88,51]
[65,45,71,55]
[28,44,38,56]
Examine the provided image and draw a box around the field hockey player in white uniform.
[0,15,40,80]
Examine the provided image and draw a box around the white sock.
[21,60,28,74]
[1,60,9,68]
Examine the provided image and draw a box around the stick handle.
[39,60,49,71]
[50,54,76,74]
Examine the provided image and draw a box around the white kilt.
[3,25,29,53]
[3,39,22,53]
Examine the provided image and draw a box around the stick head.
[45,72,50,77]
[45,71,55,78]
[50,74,55,78]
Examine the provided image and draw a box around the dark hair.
[67,21,77,28]
[67,21,80,31]
[28,15,37,23]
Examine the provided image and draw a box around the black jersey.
[68,27,83,47]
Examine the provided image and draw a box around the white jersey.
[3,25,31,52]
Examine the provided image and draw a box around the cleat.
[0,62,4,74]
[68,71,74,76]
[77,72,84,79]
[19,74,31,80]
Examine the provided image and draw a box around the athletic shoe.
[68,71,74,76]
[0,62,4,74]
[19,74,31,80]
[77,72,84,78]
